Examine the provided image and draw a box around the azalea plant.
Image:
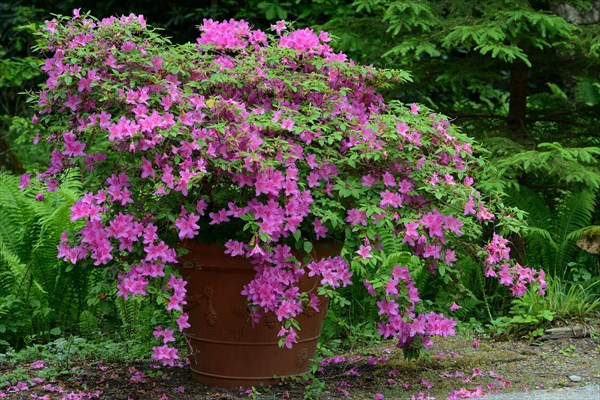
[25,10,546,366]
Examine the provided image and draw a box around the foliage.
[324,6,600,339]
[0,335,159,386]
[494,142,600,191]
[509,187,597,278]
[324,1,599,133]
[0,171,99,349]
[484,136,600,281]
[24,10,547,367]
[490,276,600,339]
[0,3,48,173]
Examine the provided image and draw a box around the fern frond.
[557,189,596,243]
[575,77,600,106]
[0,171,95,347]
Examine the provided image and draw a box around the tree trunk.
[507,60,529,143]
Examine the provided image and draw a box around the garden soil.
[1,335,598,399]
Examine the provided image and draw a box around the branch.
[453,114,508,121]
[452,114,592,127]
[524,117,589,127]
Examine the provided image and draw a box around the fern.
[0,171,104,348]
[575,77,600,106]
[506,185,597,278]
[495,142,600,190]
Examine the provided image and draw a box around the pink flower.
[464,197,476,215]
[449,302,462,311]
[346,209,367,226]
[151,345,179,366]
[30,360,45,369]
[419,379,433,389]
[177,313,191,331]
[248,244,264,257]
[197,19,252,50]
[374,394,385,400]
[224,240,245,257]
[377,300,399,317]
[356,244,373,259]
[140,157,155,178]
[410,103,420,114]
[196,198,207,215]
[477,204,495,220]
[64,93,82,111]
[313,218,328,239]
[174,210,200,240]
[270,20,287,35]
[445,250,457,265]
[364,279,376,295]
[277,327,297,349]
[361,174,377,187]
[279,28,321,51]
[281,118,295,130]
[18,173,31,189]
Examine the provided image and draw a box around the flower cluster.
[27,11,546,364]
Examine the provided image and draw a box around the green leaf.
[303,241,313,253]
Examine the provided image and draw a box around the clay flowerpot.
[179,241,332,387]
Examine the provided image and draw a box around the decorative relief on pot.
[302,302,317,317]
[183,286,218,325]
[183,294,203,312]
[231,305,246,319]
[264,313,278,330]
[204,286,217,327]
[205,309,217,326]
[296,348,308,368]
[181,260,201,270]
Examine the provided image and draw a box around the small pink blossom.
[271,20,287,35]
[419,379,433,389]
[356,244,373,259]
[281,118,295,130]
[177,313,191,331]
[151,345,179,366]
[18,173,31,189]
[313,218,328,239]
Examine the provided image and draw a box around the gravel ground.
[480,384,600,400]
[1,334,599,399]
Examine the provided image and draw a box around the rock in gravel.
[568,375,583,382]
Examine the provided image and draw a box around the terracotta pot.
[179,241,335,387]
